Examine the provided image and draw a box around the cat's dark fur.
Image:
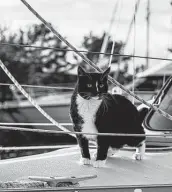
[70,66,146,168]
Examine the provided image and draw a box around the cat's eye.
[87,84,92,88]
[99,84,104,88]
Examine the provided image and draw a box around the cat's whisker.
[102,94,110,104]
[109,94,118,103]
[79,92,91,100]
[101,98,108,115]
[102,102,106,115]
[102,93,117,105]
[103,100,108,113]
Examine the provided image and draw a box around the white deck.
[0,146,172,188]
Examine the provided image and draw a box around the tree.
[80,32,131,84]
[0,24,78,87]
[82,32,127,65]
[24,23,76,85]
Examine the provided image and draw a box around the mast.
[114,0,140,81]
[146,0,150,69]
[97,0,119,64]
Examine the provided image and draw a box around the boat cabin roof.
[1,146,172,191]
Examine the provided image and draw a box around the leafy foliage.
[0,24,77,86]
[81,32,131,71]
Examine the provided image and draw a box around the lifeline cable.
[0,145,74,151]
[1,42,172,62]
[0,125,171,138]
[20,0,172,122]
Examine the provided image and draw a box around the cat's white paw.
[107,147,118,157]
[79,157,92,165]
[93,160,106,168]
[92,152,97,161]
[133,152,144,161]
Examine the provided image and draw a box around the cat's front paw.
[79,157,92,165]
[93,160,106,168]
[133,152,144,161]
[92,152,97,161]
[107,147,118,157]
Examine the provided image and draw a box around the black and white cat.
[70,66,146,168]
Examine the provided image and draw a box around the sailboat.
[1,0,172,191]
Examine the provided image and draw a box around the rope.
[0,123,72,126]
[0,60,75,139]
[0,181,48,188]
[1,42,172,62]
[0,125,171,138]
[0,179,79,188]
[0,83,74,90]
[0,174,97,189]
[0,145,74,151]
[0,175,97,188]
[20,0,172,122]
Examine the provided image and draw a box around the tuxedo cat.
[70,66,146,168]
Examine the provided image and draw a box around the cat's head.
[77,66,110,100]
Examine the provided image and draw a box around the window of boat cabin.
[134,76,169,92]
[145,78,172,131]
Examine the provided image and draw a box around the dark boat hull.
[0,104,77,146]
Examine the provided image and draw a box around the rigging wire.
[0,144,172,152]
[118,0,140,69]
[132,0,138,104]
[98,0,120,63]
[124,0,141,47]
[146,0,150,69]
[112,0,126,81]
[0,125,171,138]
[108,37,116,67]
[0,42,172,62]
[108,0,123,67]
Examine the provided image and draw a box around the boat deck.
[0,146,172,190]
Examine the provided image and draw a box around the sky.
[0,0,172,70]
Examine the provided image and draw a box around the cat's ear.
[101,67,110,80]
[78,66,87,76]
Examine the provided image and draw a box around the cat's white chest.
[76,95,102,140]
